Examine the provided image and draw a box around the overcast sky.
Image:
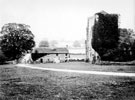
[0,0,134,43]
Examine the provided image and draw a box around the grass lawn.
[32,62,135,73]
[0,63,135,100]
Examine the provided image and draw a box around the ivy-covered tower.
[86,11,119,62]
[92,11,119,61]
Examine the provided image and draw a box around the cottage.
[31,47,69,63]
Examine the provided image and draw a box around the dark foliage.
[0,50,7,63]
[92,12,119,61]
[92,11,135,61]
[0,23,35,61]
[115,28,135,61]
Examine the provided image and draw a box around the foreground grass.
[0,64,135,100]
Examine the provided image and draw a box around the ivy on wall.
[92,12,119,61]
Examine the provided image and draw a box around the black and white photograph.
[0,0,135,99]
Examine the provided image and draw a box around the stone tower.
[86,15,99,63]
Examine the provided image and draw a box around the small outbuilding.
[31,47,69,63]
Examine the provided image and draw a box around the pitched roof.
[32,47,69,54]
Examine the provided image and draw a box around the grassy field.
[0,63,135,100]
[32,62,135,73]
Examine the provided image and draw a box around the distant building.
[68,47,85,54]
[68,47,86,61]
[31,47,69,63]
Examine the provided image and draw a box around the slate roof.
[32,47,69,54]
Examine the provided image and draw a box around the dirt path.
[16,64,135,77]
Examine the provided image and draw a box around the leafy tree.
[73,40,81,47]
[0,23,35,61]
[39,40,49,47]
[116,28,135,61]
[1,23,30,34]
[100,28,135,61]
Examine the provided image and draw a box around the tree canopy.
[39,40,49,47]
[0,23,35,61]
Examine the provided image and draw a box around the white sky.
[0,0,134,43]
